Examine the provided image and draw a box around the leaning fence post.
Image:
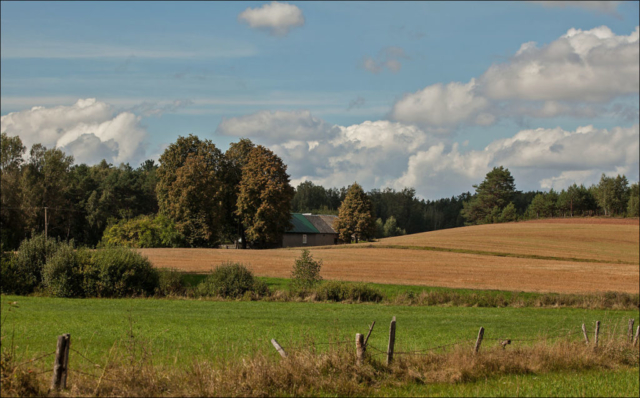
[581,324,589,345]
[51,334,71,391]
[271,339,287,358]
[628,319,635,343]
[594,321,600,349]
[356,333,365,365]
[474,327,484,354]
[633,326,639,347]
[386,316,396,366]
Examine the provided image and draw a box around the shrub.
[290,250,323,291]
[42,242,87,298]
[89,247,159,297]
[101,215,185,248]
[13,233,62,293]
[197,263,265,298]
[156,268,186,296]
[314,281,384,302]
[0,249,28,295]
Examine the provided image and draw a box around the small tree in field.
[291,249,322,290]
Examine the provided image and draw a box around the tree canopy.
[333,182,375,243]
[461,166,516,225]
[236,145,295,248]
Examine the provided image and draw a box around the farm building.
[283,213,339,247]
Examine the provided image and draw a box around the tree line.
[2,132,638,250]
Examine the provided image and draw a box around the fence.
[271,317,640,366]
[6,318,639,391]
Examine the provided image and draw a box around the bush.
[42,242,87,298]
[314,281,383,302]
[156,268,186,296]
[291,250,323,291]
[0,249,28,295]
[101,215,185,248]
[13,233,62,293]
[197,263,266,298]
[89,247,159,298]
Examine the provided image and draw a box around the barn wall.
[282,233,338,248]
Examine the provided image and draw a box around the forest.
[1,132,638,250]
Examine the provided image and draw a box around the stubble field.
[139,218,640,294]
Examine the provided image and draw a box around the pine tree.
[333,182,375,243]
[461,166,516,225]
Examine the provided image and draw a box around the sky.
[1,1,639,200]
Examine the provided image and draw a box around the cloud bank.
[1,99,148,165]
[218,109,639,199]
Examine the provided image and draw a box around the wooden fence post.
[474,327,484,354]
[633,326,639,347]
[581,324,589,345]
[628,319,635,343]
[356,333,365,365]
[363,321,375,349]
[51,334,70,391]
[594,321,600,349]
[386,316,396,366]
[271,339,287,358]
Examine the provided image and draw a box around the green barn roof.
[288,213,320,233]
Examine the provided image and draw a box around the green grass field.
[2,294,637,367]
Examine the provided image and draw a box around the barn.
[282,213,339,248]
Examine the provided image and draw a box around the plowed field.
[139,218,639,294]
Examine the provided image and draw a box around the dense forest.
[1,132,638,250]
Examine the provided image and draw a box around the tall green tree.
[594,174,629,216]
[627,183,639,217]
[157,135,225,247]
[461,166,516,225]
[222,139,255,248]
[1,133,27,248]
[236,145,295,248]
[19,144,74,238]
[333,182,375,243]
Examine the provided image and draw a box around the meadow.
[2,294,638,396]
[2,218,638,396]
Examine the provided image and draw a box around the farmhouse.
[283,213,339,247]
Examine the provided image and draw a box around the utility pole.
[44,207,48,237]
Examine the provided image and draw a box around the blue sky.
[1,1,639,199]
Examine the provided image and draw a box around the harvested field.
[139,246,639,294]
[374,218,640,264]
[139,218,639,295]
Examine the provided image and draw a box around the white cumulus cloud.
[392,25,639,130]
[391,79,493,130]
[480,25,639,102]
[0,98,149,165]
[238,1,305,37]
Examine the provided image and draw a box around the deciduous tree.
[236,145,295,248]
[157,135,225,247]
